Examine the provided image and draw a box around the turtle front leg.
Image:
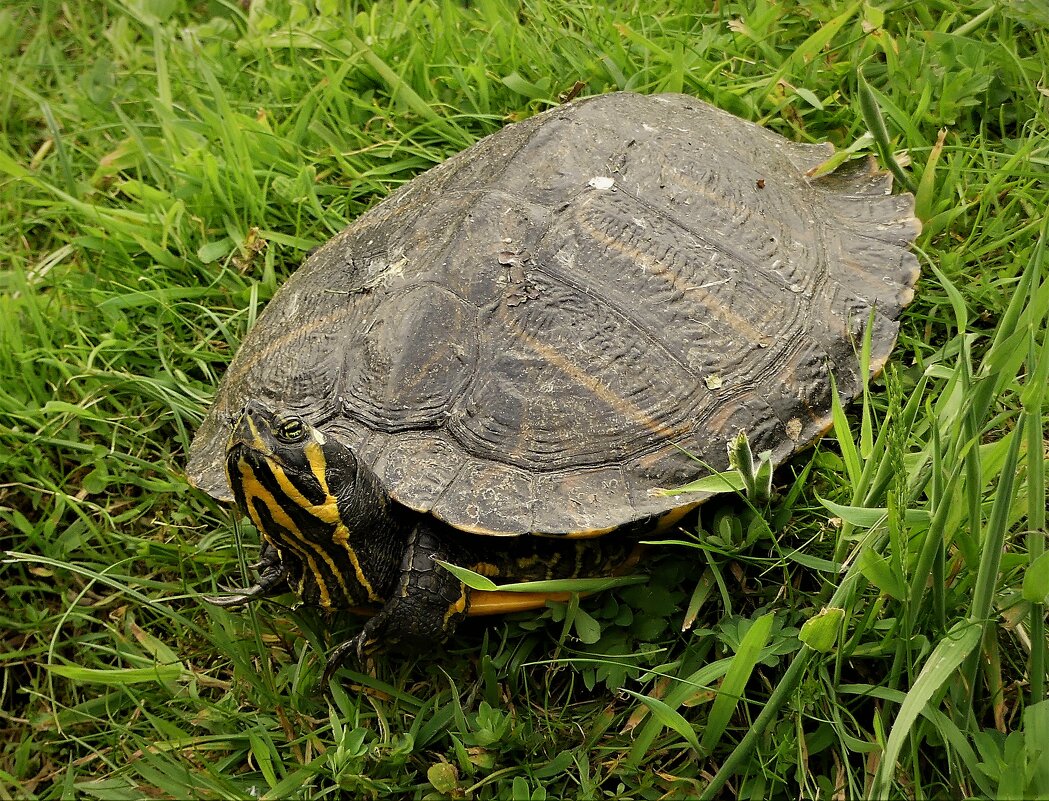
[322,523,470,684]
[205,539,289,607]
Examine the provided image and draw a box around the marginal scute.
[187,92,921,536]
[623,444,709,514]
[371,432,464,512]
[763,334,837,429]
[531,465,630,536]
[431,461,536,536]
[688,387,790,469]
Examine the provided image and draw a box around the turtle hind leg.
[204,539,289,608]
[322,522,470,685]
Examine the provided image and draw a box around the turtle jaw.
[223,410,274,503]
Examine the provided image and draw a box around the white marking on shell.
[359,255,407,291]
[692,277,732,290]
[588,176,615,190]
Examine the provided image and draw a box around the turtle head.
[225,402,341,506]
[223,402,399,608]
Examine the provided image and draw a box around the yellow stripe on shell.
[581,210,771,344]
[497,313,691,445]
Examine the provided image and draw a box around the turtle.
[186,92,920,679]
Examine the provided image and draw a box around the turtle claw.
[204,551,288,608]
[321,632,377,686]
[248,543,282,572]
[203,583,270,607]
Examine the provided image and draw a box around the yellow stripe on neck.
[237,458,351,609]
[268,443,341,525]
[332,523,381,602]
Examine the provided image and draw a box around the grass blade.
[959,413,1026,727]
[1025,324,1048,703]
[621,689,701,754]
[829,372,863,487]
[869,620,983,799]
[700,613,775,753]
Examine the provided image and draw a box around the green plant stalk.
[737,451,935,795]
[960,336,983,579]
[699,643,816,801]
[869,619,984,799]
[1021,227,1049,704]
[905,463,964,627]
[1025,330,1047,704]
[828,371,931,576]
[958,412,1026,729]
[930,421,946,632]
[970,241,1045,424]
[859,308,878,461]
[951,4,996,36]
[700,613,775,754]
[885,366,910,708]
[625,638,718,767]
[884,460,949,732]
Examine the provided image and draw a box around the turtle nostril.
[242,400,273,420]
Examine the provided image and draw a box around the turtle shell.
[186,92,920,536]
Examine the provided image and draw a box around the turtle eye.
[274,416,307,444]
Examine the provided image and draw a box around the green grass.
[1,0,1047,798]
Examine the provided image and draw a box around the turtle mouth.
[226,438,269,463]
[223,439,307,514]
